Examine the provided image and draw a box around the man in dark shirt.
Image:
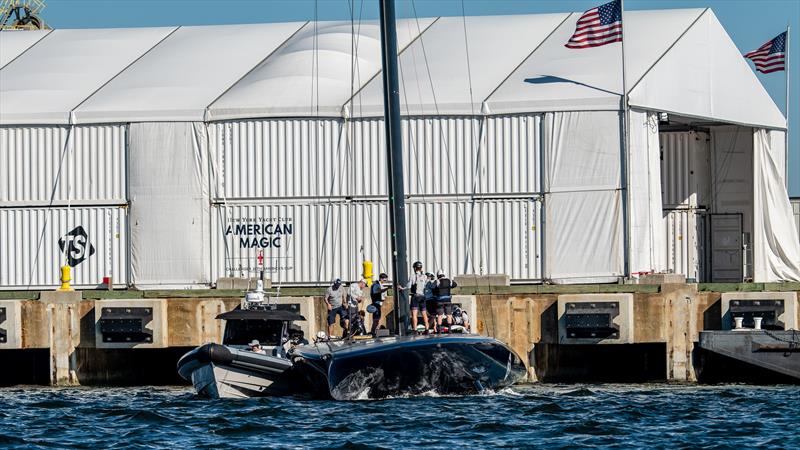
[433,270,458,332]
[369,273,390,336]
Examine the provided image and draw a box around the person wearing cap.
[369,273,390,335]
[325,278,346,338]
[424,272,438,332]
[433,270,458,332]
[398,261,429,333]
[247,340,266,355]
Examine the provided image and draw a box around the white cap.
[436,269,445,277]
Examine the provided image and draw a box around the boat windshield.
[223,319,284,346]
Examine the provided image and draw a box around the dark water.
[1,385,798,449]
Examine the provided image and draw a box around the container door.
[709,214,743,282]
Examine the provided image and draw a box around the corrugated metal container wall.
[662,209,705,282]
[210,199,540,284]
[0,206,128,289]
[0,125,127,205]
[210,201,390,284]
[659,131,711,208]
[209,115,540,200]
[209,119,345,200]
[792,198,800,241]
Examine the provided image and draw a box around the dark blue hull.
[292,334,527,400]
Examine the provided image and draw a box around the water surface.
[1,384,797,449]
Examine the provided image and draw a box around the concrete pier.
[1,282,799,386]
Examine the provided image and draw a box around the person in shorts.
[432,270,457,332]
[398,261,428,332]
[325,278,346,338]
[369,273,390,336]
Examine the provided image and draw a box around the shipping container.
[662,209,705,282]
[210,198,540,285]
[0,206,128,289]
[208,115,540,200]
[0,125,127,206]
[659,131,711,208]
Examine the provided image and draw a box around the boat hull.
[294,334,527,400]
[177,344,297,399]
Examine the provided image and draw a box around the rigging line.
[397,31,439,272]
[410,0,470,273]
[460,0,483,276]
[27,126,73,290]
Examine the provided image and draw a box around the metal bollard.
[362,260,374,286]
[58,265,74,291]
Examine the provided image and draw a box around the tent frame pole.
[786,25,791,188]
[620,0,631,279]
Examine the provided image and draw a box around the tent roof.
[0,29,50,68]
[73,23,307,123]
[206,18,434,121]
[0,9,785,129]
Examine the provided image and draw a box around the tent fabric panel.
[544,111,621,192]
[207,18,434,121]
[753,129,800,282]
[628,110,665,274]
[0,29,51,68]
[349,13,568,117]
[73,22,306,124]
[128,122,210,287]
[545,189,624,282]
[629,11,786,130]
[0,27,177,125]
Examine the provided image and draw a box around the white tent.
[0,29,50,68]
[1,8,797,288]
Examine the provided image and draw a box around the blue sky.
[42,0,800,195]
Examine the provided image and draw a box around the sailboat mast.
[378,0,410,335]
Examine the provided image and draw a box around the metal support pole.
[378,0,409,335]
[620,0,631,279]
[786,25,791,188]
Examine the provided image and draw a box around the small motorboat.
[177,283,310,399]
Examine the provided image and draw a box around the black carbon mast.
[378,0,409,335]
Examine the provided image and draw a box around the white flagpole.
[786,25,791,188]
[620,0,631,278]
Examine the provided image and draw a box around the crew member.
[424,272,437,333]
[451,306,470,332]
[325,278,346,338]
[369,273,390,335]
[398,261,429,333]
[344,280,366,335]
[433,270,457,332]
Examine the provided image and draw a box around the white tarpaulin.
[0,27,176,125]
[753,129,800,282]
[546,190,623,282]
[74,23,305,124]
[0,29,50,68]
[543,111,623,282]
[628,110,665,274]
[544,111,621,192]
[129,122,209,287]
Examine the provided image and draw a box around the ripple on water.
[1,385,799,449]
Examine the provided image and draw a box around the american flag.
[744,32,787,74]
[565,0,623,49]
